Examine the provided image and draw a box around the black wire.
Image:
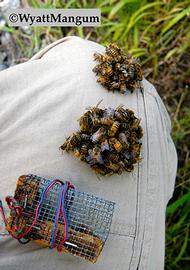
[18,238,31,245]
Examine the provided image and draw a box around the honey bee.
[131,118,141,130]
[119,83,127,94]
[91,164,111,176]
[104,107,115,118]
[107,162,120,172]
[131,143,141,157]
[60,136,70,151]
[105,66,113,76]
[94,53,106,62]
[114,139,122,153]
[91,127,106,143]
[92,146,104,164]
[115,63,121,70]
[106,43,120,57]
[79,112,92,133]
[125,164,134,172]
[109,138,122,152]
[109,121,120,136]
[80,134,91,141]
[118,133,128,148]
[97,76,108,85]
[100,117,113,125]
[110,81,120,90]
[73,149,81,158]
[136,125,143,139]
[80,144,89,155]
[92,65,100,75]
[136,64,143,80]
[101,139,109,152]
[109,153,119,163]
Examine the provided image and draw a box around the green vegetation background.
[1,0,190,269]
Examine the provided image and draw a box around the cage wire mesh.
[5,175,115,262]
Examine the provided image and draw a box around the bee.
[128,80,137,91]
[91,127,106,143]
[123,151,131,160]
[103,107,115,118]
[73,149,81,158]
[105,66,113,76]
[106,43,120,57]
[80,144,89,155]
[127,109,135,118]
[97,76,108,85]
[94,52,106,62]
[136,125,143,139]
[115,63,121,70]
[100,117,113,126]
[109,138,122,152]
[91,164,111,176]
[109,153,119,163]
[125,164,134,172]
[108,121,120,136]
[80,134,91,141]
[110,81,120,90]
[109,43,120,50]
[86,150,95,165]
[131,118,141,130]
[107,162,120,172]
[118,133,128,148]
[101,139,109,152]
[119,83,127,94]
[92,65,100,75]
[60,136,70,151]
[113,139,122,153]
[114,105,125,120]
[131,143,141,157]
[136,64,143,81]
[79,112,92,133]
[92,146,104,164]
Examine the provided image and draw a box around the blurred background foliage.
[0,0,190,269]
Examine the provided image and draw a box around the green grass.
[1,0,190,268]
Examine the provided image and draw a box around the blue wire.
[50,184,65,249]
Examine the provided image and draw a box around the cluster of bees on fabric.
[60,43,143,176]
[60,104,143,176]
[92,43,143,93]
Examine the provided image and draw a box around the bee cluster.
[93,43,143,93]
[60,105,143,176]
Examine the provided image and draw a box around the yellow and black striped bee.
[79,112,92,133]
[108,121,120,137]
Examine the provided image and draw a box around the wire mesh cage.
[4,174,115,263]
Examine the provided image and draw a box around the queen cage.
[4,175,115,263]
